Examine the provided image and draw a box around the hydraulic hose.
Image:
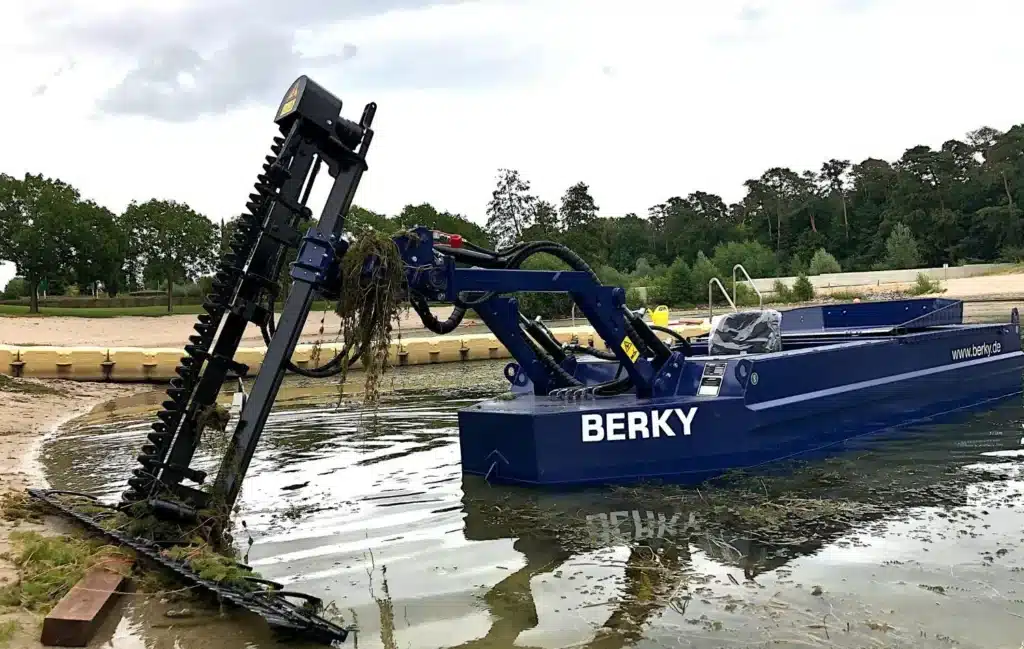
[650,324,687,344]
[260,298,365,378]
[566,343,618,361]
[410,293,467,335]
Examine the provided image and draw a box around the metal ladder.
[708,263,763,318]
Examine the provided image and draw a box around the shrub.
[734,283,761,307]
[771,279,793,303]
[664,258,694,306]
[633,257,654,279]
[625,287,647,309]
[808,248,842,275]
[792,274,815,301]
[644,278,672,308]
[907,272,941,296]
[597,265,630,288]
[690,251,724,305]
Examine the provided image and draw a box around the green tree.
[122,199,219,312]
[690,251,723,306]
[2,277,26,300]
[485,168,535,248]
[710,240,778,279]
[882,222,922,270]
[69,200,127,296]
[0,173,81,312]
[394,203,490,246]
[558,182,598,230]
[820,159,851,241]
[792,274,815,301]
[662,257,693,306]
[530,200,559,238]
[347,205,393,235]
[808,248,841,275]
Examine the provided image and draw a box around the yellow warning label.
[277,98,297,120]
[276,81,301,120]
[620,337,640,363]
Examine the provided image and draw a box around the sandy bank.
[0,378,144,648]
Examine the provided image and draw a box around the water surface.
[44,361,1024,649]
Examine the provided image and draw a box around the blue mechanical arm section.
[384,226,689,399]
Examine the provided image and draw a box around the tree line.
[2,121,1021,314]
[0,173,221,312]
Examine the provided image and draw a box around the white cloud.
[1,0,1023,290]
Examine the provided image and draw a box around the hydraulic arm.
[121,76,690,525]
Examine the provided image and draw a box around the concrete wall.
[633,263,1015,302]
[750,263,1014,293]
[0,322,711,383]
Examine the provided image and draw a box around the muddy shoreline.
[0,378,144,648]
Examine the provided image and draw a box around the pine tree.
[485,168,535,248]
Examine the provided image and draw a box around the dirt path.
[0,378,143,648]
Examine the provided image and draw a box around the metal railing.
[732,264,763,310]
[708,277,736,318]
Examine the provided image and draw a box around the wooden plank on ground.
[40,558,134,647]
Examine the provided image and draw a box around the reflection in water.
[41,365,1024,649]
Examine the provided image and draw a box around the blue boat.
[458,296,1024,487]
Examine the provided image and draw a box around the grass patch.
[52,495,259,593]
[0,375,63,396]
[826,288,868,301]
[0,492,46,525]
[0,619,18,646]
[0,489,262,610]
[0,531,133,614]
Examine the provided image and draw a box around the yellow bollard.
[651,305,670,327]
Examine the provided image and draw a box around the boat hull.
[458,320,1024,486]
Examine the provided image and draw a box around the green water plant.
[335,229,408,405]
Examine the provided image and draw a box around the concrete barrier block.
[106,348,149,381]
[459,334,510,360]
[0,345,18,377]
[428,338,464,363]
[0,316,715,384]
[19,347,64,379]
[63,347,110,381]
[144,349,183,382]
[234,348,266,377]
[290,344,316,369]
[550,326,598,346]
[399,338,435,365]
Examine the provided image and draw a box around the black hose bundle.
[414,237,664,394]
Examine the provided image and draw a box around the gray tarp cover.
[708,309,783,356]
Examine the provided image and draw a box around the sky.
[3,0,1024,290]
